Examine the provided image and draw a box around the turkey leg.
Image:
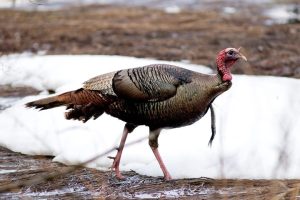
[149,129,172,180]
[110,123,136,179]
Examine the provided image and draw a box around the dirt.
[0,146,299,199]
[0,4,299,78]
[0,85,40,98]
[1,3,300,199]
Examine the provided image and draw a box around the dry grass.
[0,5,299,78]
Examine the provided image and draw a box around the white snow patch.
[0,54,300,179]
[0,0,100,11]
[0,169,17,174]
[0,53,210,91]
[0,97,19,110]
[164,5,181,14]
[223,7,236,14]
[265,5,300,24]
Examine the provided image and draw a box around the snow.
[265,4,300,24]
[0,169,17,174]
[0,0,272,11]
[164,5,181,14]
[1,54,300,179]
[223,7,236,14]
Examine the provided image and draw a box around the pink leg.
[110,124,136,179]
[149,129,172,181]
[151,147,172,180]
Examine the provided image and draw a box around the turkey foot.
[151,147,172,181]
[109,123,136,179]
[110,149,125,179]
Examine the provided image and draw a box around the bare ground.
[0,4,299,78]
[1,146,300,199]
[1,3,300,199]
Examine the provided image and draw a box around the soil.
[0,3,300,199]
[0,85,39,97]
[1,146,300,199]
[0,4,299,78]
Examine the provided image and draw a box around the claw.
[115,171,125,180]
[108,156,115,160]
[164,174,172,181]
[110,158,125,179]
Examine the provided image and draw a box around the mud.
[0,4,299,78]
[0,85,39,98]
[1,146,300,199]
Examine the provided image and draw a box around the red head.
[216,47,247,82]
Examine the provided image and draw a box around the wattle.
[222,73,232,81]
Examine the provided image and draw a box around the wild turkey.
[26,47,247,180]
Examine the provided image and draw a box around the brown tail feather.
[26,95,65,110]
[64,103,105,123]
[26,88,111,122]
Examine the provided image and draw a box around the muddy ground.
[1,146,300,199]
[0,3,300,199]
[0,4,299,78]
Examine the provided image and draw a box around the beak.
[237,47,247,61]
[239,53,247,62]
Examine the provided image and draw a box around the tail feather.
[26,88,111,122]
[26,96,65,110]
[64,103,104,123]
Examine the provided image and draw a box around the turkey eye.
[228,50,234,55]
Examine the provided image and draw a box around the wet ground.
[1,146,300,199]
[0,1,300,199]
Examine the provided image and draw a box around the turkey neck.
[160,71,231,128]
[191,72,231,98]
[169,71,231,126]
[186,72,231,110]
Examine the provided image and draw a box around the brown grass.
[0,5,299,78]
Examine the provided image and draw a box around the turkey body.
[83,64,231,130]
[26,63,233,181]
[26,47,246,180]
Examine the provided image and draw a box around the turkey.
[26,47,247,180]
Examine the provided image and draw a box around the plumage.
[26,48,247,180]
